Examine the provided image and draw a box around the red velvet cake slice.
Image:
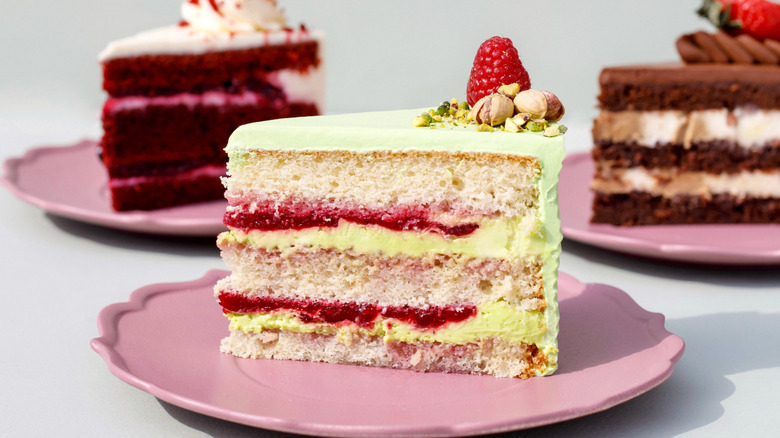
[98,0,324,211]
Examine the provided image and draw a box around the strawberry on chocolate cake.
[591,0,780,225]
[99,0,324,211]
[215,37,566,379]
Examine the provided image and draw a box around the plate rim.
[1,141,227,236]
[90,270,685,437]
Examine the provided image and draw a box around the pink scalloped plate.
[560,153,780,265]
[0,141,227,236]
[91,270,684,437]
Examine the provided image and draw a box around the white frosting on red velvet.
[98,26,322,61]
[98,0,321,61]
[181,0,286,34]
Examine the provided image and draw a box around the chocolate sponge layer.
[598,63,780,112]
[592,140,780,173]
[592,192,779,225]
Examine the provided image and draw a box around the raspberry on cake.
[591,5,780,225]
[98,0,324,211]
[466,36,531,106]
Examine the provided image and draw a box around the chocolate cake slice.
[591,62,780,225]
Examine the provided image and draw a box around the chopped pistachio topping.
[503,117,521,133]
[412,116,429,127]
[498,83,521,98]
[412,87,565,135]
[526,121,547,132]
[543,124,567,137]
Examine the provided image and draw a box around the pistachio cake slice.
[215,107,565,378]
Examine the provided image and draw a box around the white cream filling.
[103,65,323,114]
[592,167,780,198]
[98,25,323,61]
[594,108,780,149]
[275,63,325,108]
[108,164,226,188]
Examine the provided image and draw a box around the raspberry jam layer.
[218,291,477,330]
[224,201,479,237]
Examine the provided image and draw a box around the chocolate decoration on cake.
[736,34,780,64]
[765,39,780,58]
[677,31,780,65]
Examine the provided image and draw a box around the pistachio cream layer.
[226,299,556,360]
[220,214,547,261]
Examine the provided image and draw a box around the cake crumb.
[410,350,423,366]
[259,332,279,343]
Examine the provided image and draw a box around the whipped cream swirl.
[181,0,286,33]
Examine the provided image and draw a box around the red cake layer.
[102,40,319,97]
[224,201,480,237]
[101,101,319,172]
[218,290,478,330]
[109,170,225,211]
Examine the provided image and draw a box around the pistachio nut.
[497,83,521,98]
[512,113,531,127]
[513,89,548,119]
[470,94,515,126]
[541,90,565,122]
[513,89,566,122]
[503,117,521,133]
[412,116,429,127]
[543,125,561,137]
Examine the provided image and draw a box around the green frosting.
[224,109,565,375]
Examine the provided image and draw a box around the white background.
[1,1,779,437]
[1,0,708,147]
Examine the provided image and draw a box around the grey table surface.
[2,112,778,437]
